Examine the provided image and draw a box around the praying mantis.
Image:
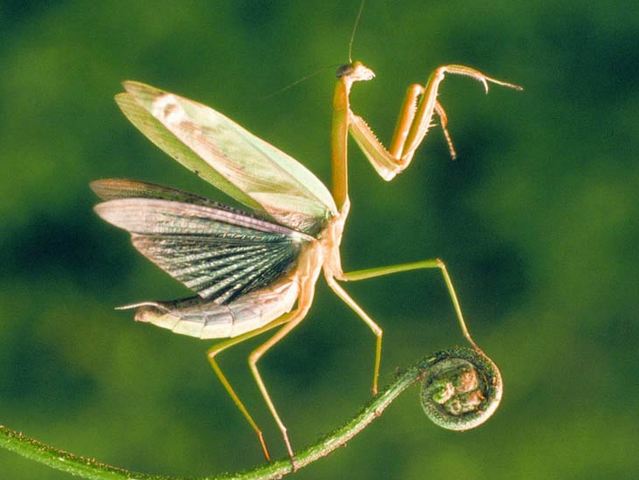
[91,56,521,464]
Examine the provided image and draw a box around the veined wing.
[93,186,311,304]
[91,178,272,221]
[116,81,337,235]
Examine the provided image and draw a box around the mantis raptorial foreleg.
[348,64,523,181]
[330,63,521,209]
[341,258,480,351]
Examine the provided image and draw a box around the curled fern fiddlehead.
[419,346,502,431]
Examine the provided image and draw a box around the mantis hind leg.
[206,312,292,462]
[246,282,315,469]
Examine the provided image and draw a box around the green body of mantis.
[92,59,520,465]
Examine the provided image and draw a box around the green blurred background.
[1,1,637,478]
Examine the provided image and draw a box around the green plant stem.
[0,352,445,480]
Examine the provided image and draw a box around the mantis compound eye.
[419,347,503,431]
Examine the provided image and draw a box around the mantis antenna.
[265,0,367,100]
[260,64,339,101]
[264,0,365,101]
[348,0,366,62]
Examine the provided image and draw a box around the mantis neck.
[331,76,352,212]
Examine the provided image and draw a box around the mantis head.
[336,61,375,84]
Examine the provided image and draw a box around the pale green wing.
[116,81,337,235]
[114,91,259,211]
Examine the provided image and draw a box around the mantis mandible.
[92,54,520,464]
